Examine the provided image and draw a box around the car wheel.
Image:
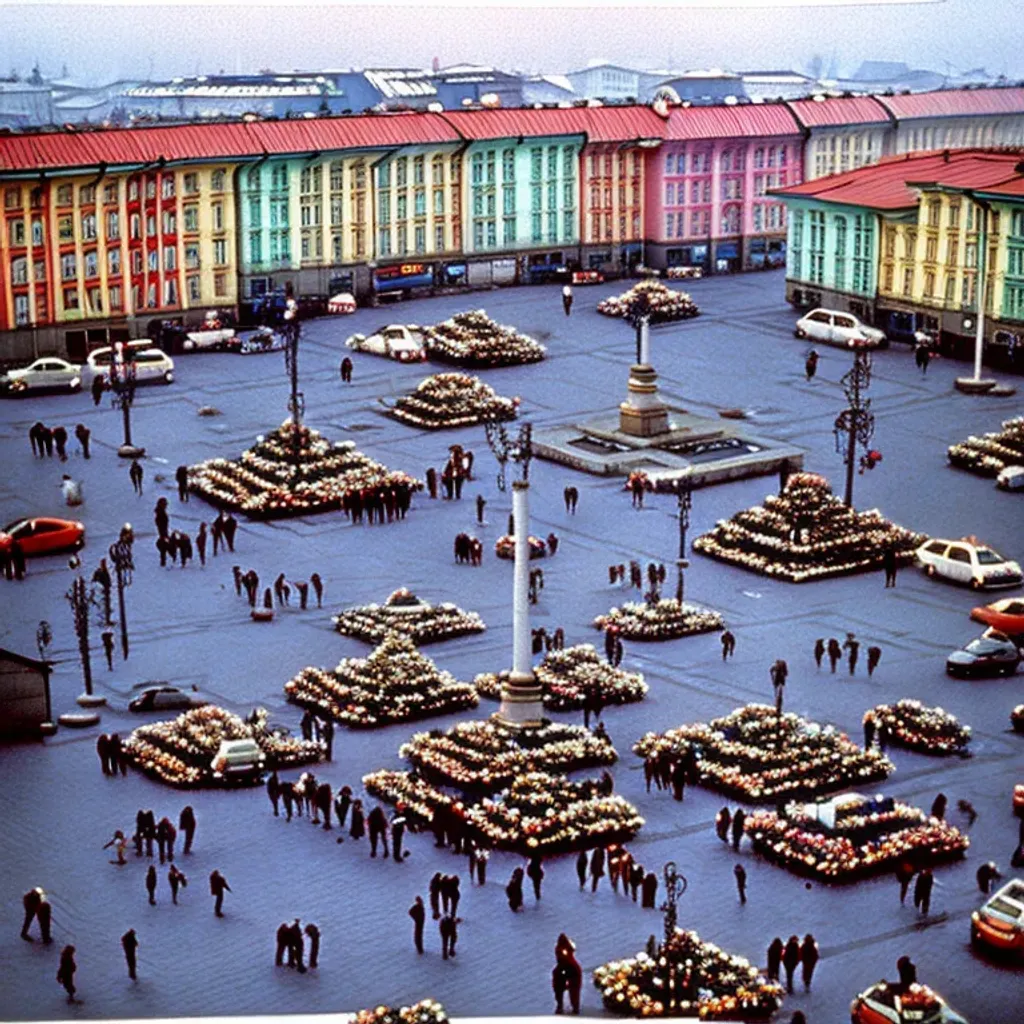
[69,379,81,392]
[163,370,174,384]
[794,328,807,339]
[971,578,983,590]
[926,564,936,578]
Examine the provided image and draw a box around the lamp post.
[675,482,692,604]
[833,337,875,508]
[109,342,144,458]
[282,293,304,488]
[661,860,688,943]
[109,527,134,662]
[66,574,104,707]
[955,196,999,394]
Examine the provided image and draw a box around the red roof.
[664,103,801,141]
[787,95,891,128]
[440,105,667,143]
[876,87,1024,121]
[775,149,1024,209]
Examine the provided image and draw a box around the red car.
[0,517,85,557]
[971,597,1024,635]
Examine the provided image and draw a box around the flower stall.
[363,768,643,856]
[947,416,1024,477]
[332,588,486,645]
[494,533,547,560]
[284,632,479,729]
[351,999,448,1024]
[865,701,972,757]
[692,472,926,583]
[123,706,321,787]
[634,704,894,803]
[423,310,546,368]
[597,280,701,324]
[390,373,520,430]
[187,420,420,519]
[594,598,724,641]
[593,928,783,1019]
[744,792,970,883]
[475,644,648,711]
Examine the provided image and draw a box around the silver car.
[1,357,82,394]
[795,308,888,349]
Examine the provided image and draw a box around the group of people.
[575,843,661,909]
[643,744,699,801]
[340,480,414,524]
[29,421,91,460]
[765,934,819,994]
[813,633,882,677]
[153,498,239,568]
[232,566,323,612]
[453,532,484,565]
[607,559,666,591]
[531,625,566,654]
[274,919,321,972]
[424,446,475,502]
[95,732,130,776]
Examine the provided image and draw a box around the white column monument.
[619,316,669,437]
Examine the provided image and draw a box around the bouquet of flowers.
[351,999,448,1024]
[634,704,893,803]
[391,373,520,430]
[597,280,701,324]
[494,534,547,560]
[475,644,648,711]
[693,472,926,582]
[188,420,421,519]
[947,416,1024,477]
[594,598,724,641]
[333,589,486,645]
[865,700,971,756]
[424,310,546,367]
[593,928,783,1019]
[285,632,479,729]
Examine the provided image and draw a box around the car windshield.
[986,896,1023,919]
[965,638,1007,654]
[975,547,1006,565]
[3,519,29,535]
[999,601,1024,614]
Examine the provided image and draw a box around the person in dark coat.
[804,349,819,382]
[506,867,524,912]
[304,923,320,968]
[334,785,351,830]
[39,424,54,457]
[720,630,736,660]
[782,935,801,994]
[195,523,208,566]
[575,850,588,889]
[429,872,443,920]
[630,863,645,902]
[102,630,115,671]
[310,572,323,608]
[139,809,156,857]
[223,514,237,552]
[766,936,784,982]
[844,634,860,675]
[527,855,545,900]
[316,783,333,831]
[883,543,898,587]
[56,945,77,1002]
[813,637,825,669]
[641,870,658,908]
[671,759,686,802]
[896,859,916,904]
[391,812,407,861]
[179,805,196,854]
[406,895,427,953]
[731,808,746,851]
[74,423,91,459]
[439,914,459,959]
[21,887,45,940]
[897,955,917,988]
[930,792,948,821]
[734,863,747,905]
[340,356,353,383]
[53,425,68,461]
[349,799,365,841]
[156,816,177,862]
[800,934,819,991]
[589,847,605,892]
[209,870,231,916]
[976,860,1002,894]
[267,771,281,817]
[275,922,291,966]
[715,806,731,844]
[91,373,105,406]
[154,498,169,539]
[97,733,112,776]
[168,865,187,904]
[174,465,189,500]
[425,467,438,499]
[864,713,877,751]
[914,868,934,916]
[827,637,842,673]
[146,865,158,905]
[367,805,388,856]
[286,919,306,972]
[867,645,882,677]
[553,933,583,1015]
[121,929,139,980]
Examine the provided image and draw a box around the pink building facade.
[643,105,804,272]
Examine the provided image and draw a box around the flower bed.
[351,999,448,1024]
[391,372,519,430]
[423,309,546,367]
[188,420,420,519]
[400,719,617,792]
[123,706,321,787]
[634,704,893,803]
[494,534,547,560]
[865,700,971,757]
[594,598,724,641]
[745,793,970,883]
[692,472,926,582]
[475,644,647,711]
[597,280,701,324]
[593,928,782,1019]
[363,768,642,855]
[947,416,1024,477]
[285,632,479,729]
[333,588,485,646]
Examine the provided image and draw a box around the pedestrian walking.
[930,792,948,821]
[340,356,353,383]
[168,865,187,904]
[813,638,825,669]
[179,805,196,854]
[128,459,144,495]
[883,543,898,587]
[734,863,747,904]
[804,349,819,382]
[641,870,658,909]
[896,859,916,905]
[121,929,139,980]
[349,799,365,841]
[958,799,978,827]
[782,935,801,994]
[976,860,1002,895]
[154,497,168,539]
[101,629,115,671]
[715,806,731,844]
[731,808,746,851]
[720,629,736,659]
[195,523,207,566]
[304,923,320,968]
[844,633,860,675]
[175,465,189,501]
[409,895,426,953]
[553,933,583,1015]
[766,936,784,982]
[913,868,934,916]
[867,645,882,677]
[21,887,47,941]
[800,934,819,991]
[863,712,876,751]
[439,914,459,959]
[506,867,524,912]
[92,373,105,406]
[53,425,68,461]
[827,637,842,673]
[562,283,573,316]
[368,805,389,857]
[310,572,323,608]
[74,423,91,459]
[146,865,158,905]
[589,847,605,892]
[223,513,237,552]
[321,717,334,761]
[575,850,588,889]
[209,870,231,917]
[527,854,545,900]
[915,339,931,374]
[56,945,77,1003]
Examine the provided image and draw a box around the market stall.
[390,373,519,430]
[332,588,485,645]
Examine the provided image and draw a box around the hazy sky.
[1,0,1020,85]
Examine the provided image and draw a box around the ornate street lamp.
[109,341,144,458]
[109,527,135,662]
[833,337,876,508]
[66,574,104,707]
[661,860,688,942]
[675,482,692,604]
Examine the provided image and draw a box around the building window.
[183,173,199,195]
[161,178,175,199]
[146,214,156,236]
[414,225,426,253]
[33,259,45,281]
[164,278,178,305]
[210,169,225,193]
[105,211,120,240]
[8,219,25,246]
[61,253,77,280]
[925,236,938,262]
[531,213,542,243]
[187,276,201,302]
[414,189,426,217]
[11,256,28,284]
[531,148,543,181]
[249,233,262,263]
[211,203,223,232]
[56,184,73,206]
[147,250,158,272]
[109,285,122,310]
[395,159,407,188]
[131,251,142,274]
[4,186,22,209]
[213,239,227,265]
[903,267,914,296]
[63,287,80,310]
[379,228,391,255]
[413,156,425,185]
[435,224,446,250]
[184,244,200,270]
[80,213,97,241]
[107,249,121,275]
[162,211,176,235]
[431,157,445,186]
[213,273,226,297]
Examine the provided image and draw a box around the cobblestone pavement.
[1,270,1022,1022]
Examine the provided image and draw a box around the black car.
[129,686,206,712]
[946,635,1022,678]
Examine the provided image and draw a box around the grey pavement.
[1,270,1023,1022]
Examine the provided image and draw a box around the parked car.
[794,308,888,348]
[129,686,206,713]
[236,326,288,355]
[971,878,1024,958]
[916,537,1023,590]
[345,324,428,362]
[996,466,1024,491]
[86,345,175,386]
[0,516,85,557]
[946,634,1021,678]
[0,357,82,395]
[327,292,357,314]
[850,980,968,1024]
[571,269,605,285]
[211,738,265,784]
[970,597,1024,634]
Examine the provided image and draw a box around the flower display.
[187,420,420,519]
[692,472,926,583]
[594,598,724,641]
[391,372,519,430]
[597,280,701,324]
[865,701,971,757]
[494,533,547,560]
[634,704,893,803]
[744,792,970,883]
[332,588,486,645]
[123,705,321,787]
[475,644,648,711]
[363,769,643,856]
[593,928,783,1019]
[351,998,448,1024]
[947,416,1024,477]
[285,632,479,728]
[400,719,617,792]
[423,309,546,367]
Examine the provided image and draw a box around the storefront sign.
[373,263,435,292]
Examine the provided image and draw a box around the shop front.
[440,262,468,288]
[665,244,709,273]
[527,251,569,284]
[373,262,436,295]
[714,240,741,274]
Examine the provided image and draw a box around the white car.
[345,323,428,362]
[328,292,357,314]
[795,308,888,348]
[916,537,1023,590]
[0,357,82,394]
[182,327,236,351]
[87,345,175,386]
[996,466,1024,492]
[211,738,265,784]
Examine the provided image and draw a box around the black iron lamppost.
[109,527,135,661]
[66,573,104,707]
[282,294,304,488]
[834,337,875,508]
[109,342,144,458]
[675,482,692,604]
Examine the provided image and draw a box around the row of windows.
[378,224,446,257]
[587,152,640,178]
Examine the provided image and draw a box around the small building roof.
[665,103,802,140]
[875,86,1024,120]
[786,95,892,128]
[0,648,52,672]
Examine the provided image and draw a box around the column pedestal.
[620,364,669,437]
